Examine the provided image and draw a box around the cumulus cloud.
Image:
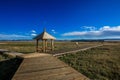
[31,33,37,36]
[51,29,55,32]
[0,34,31,40]
[62,26,120,39]
[0,29,38,40]
[83,26,96,31]
[100,26,120,31]
[31,30,36,33]
[51,29,57,34]
[31,30,37,36]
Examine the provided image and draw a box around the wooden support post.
[51,39,54,51]
[36,39,39,52]
[42,39,45,52]
[45,40,47,52]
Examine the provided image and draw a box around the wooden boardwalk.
[53,44,103,56]
[12,53,89,80]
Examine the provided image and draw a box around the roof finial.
[44,27,46,32]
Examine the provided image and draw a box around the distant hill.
[0,39,120,42]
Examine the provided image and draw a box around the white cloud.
[31,30,36,33]
[31,33,37,36]
[100,26,120,31]
[62,26,120,39]
[51,29,55,32]
[31,30,37,37]
[51,29,56,34]
[0,34,31,40]
[0,29,38,40]
[63,31,87,36]
[83,26,96,31]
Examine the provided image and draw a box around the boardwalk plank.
[12,53,89,80]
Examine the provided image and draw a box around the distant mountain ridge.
[0,39,120,42]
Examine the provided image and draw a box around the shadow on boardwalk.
[0,58,23,80]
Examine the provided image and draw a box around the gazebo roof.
[34,29,56,40]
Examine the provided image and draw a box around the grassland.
[0,41,101,54]
[0,41,101,80]
[0,41,119,79]
[59,42,120,80]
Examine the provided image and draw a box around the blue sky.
[0,0,120,40]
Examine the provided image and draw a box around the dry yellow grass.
[59,42,120,80]
[0,41,101,54]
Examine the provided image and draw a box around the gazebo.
[34,29,56,52]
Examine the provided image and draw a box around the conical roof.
[34,29,56,40]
